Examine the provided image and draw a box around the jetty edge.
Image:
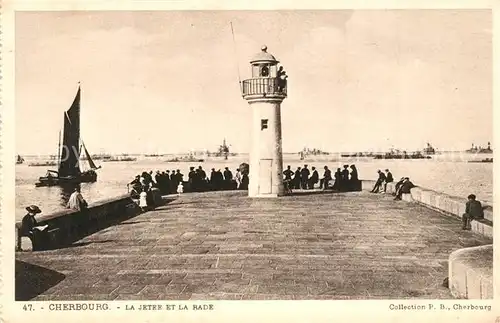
[361,180,493,299]
[15,181,492,300]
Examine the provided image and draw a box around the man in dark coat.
[164,171,171,194]
[294,167,302,189]
[170,170,178,192]
[462,194,484,230]
[300,165,310,189]
[371,170,387,193]
[210,168,217,190]
[188,167,196,191]
[340,165,350,191]
[223,167,233,190]
[332,168,342,190]
[309,166,319,189]
[19,205,48,251]
[320,166,332,190]
[223,167,233,181]
[215,169,224,190]
[383,169,394,193]
[282,165,293,193]
[394,177,405,196]
[394,177,415,200]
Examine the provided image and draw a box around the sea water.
[15,152,493,221]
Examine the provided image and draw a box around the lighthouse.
[242,45,287,198]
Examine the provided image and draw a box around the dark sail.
[58,86,81,177]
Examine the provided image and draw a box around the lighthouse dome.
[250,45,279,64]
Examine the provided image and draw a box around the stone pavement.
[15,190,492,300]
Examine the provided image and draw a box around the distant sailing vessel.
[16,155,25,164]
[35,85,101,187]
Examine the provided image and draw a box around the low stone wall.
[448,245,493,299]
[361,180,493,238]
[361,179,493,300]
[16,194,139,251]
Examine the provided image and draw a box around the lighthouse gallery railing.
[242,78,287,97]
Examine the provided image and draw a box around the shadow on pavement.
[15,260,66,301]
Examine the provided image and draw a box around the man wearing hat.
[18,205,48,251]
[300,165,310,189]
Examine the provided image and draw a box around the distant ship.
[29,161,58,167]
[165,154,204,163]
[211,139,231,160]
[103,155,137,162]
[468,158,493,163]
[299,147,330,160]
[35,85,101,187]
[341,152,374,158]
[465,142,493,154]
[374,149,431,160]
[16,155,24,164]
[81,153,112,161]
[422,142,436,155]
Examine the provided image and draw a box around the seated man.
[394,177,415,200]
[67,187,88,211]
[18,205,48,251]
[462,194,484,230]
[371,170,386,193]
[393,177,405,196]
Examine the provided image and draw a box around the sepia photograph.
[12,8,493,306]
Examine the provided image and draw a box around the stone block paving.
[16,191,492,300]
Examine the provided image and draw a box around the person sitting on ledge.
[394,177,415,200]
[309,166,319,189]
[462,194,484,230]
[18,205,49,251]
[383,169,394,193]
[371,170,386,193]
[67,186,88,211]
[320,166,332,190]
[394,177,405,196]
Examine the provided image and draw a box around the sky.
[15,10,492,155]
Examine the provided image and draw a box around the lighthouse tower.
[242,45,287,198]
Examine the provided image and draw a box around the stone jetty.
[15,184,492,301]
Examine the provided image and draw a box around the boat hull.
[35,171,97,187]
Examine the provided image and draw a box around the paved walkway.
[16,190,492,300]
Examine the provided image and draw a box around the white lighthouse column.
[242,45,287,198]
[248,98,284,197]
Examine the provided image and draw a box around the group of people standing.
[129,170,183,199]
[283,164,360,192]
[187,166,248,192]
[128,166,249,199]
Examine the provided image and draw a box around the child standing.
[177,182,184,196]
[139,190,148,212]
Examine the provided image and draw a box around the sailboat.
[35,85,101,187]
[16,155,25,164]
